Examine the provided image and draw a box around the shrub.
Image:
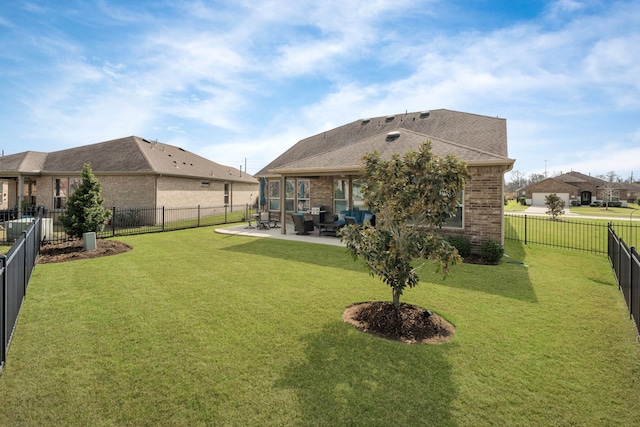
[447,235,472,258]
[545,193,565,219]
[608,201,622,207]
[59,163,112,238]
[518,197,526,205]
[480,240,504,264]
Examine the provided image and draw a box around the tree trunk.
[392,289,401,308]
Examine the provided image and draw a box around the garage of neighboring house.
[524,177,579,206]
[531,192,570,207]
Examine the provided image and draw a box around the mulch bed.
[37,240,132,264]
[343,301,455,344]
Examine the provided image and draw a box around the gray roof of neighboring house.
[524,177,580,192]
[555,171,628,190]
[0,136,257,184]
[0,151,48,176]
[257,109,513,176]
[556,171,602,186]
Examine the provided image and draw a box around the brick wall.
[301,166,509,250]
[36,174,258,212]
[525,180,579,199]
[100,175,156,208]
[440,165,508,249]
[157,176,258,210]
[37,175,156,211]
[310,176,335,216]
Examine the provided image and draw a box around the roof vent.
[385,115,395,122]
[386,131,401,141]
[361,118,370,124]
[420,111,430,118]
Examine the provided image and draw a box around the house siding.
[441,165,506,250]
[100,175,157,208]
[285,166,506,251]
[309,176,335,215]
[37,174,156,212]
[525,179,580,201]
[156,176,256,210]
[36,174,258,213]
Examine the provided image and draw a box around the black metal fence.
[505,214,639,254]
[1,216,41,374]
[608,224,640,336]
[0,204,257,246]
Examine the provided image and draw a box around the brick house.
[522,171,630,207]
[256,109,515,248]
[0,136,258,216]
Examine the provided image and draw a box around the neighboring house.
[523,171,630,207]
[627,182,640,202]
[256,109,515,247]
[0,136,258,216]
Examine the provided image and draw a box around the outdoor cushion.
[335,209,374,226]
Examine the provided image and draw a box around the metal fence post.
[112,207,116,237]
[197,205,201,228]
[524,215,528,245]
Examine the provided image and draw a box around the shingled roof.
[257,109,513,176]
[0,151,48,177]
[0,136,256,183]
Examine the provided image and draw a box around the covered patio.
[215,222,345,247]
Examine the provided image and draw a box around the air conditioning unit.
[6,218,54,243]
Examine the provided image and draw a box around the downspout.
[280,175,286,235]
[17,174,24,219]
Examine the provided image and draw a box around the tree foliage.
[545,193,565,220]
[597,171,622,210]
[59,163,112,238]
[339,142,471,307]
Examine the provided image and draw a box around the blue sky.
[1,0,639,181]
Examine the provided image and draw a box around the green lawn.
[505,215,640,252]
[505,199,640,218]
[568,202,640,218]
[1,227,640,426]
[504,199,528,212]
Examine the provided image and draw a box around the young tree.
[59,163,112,238]
[339,142,471,308]
[545,193,565,220]
[597,171,622,210]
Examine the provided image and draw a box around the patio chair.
[243,209,255,229]
[257,211,271,229]
[291,213,314,235]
